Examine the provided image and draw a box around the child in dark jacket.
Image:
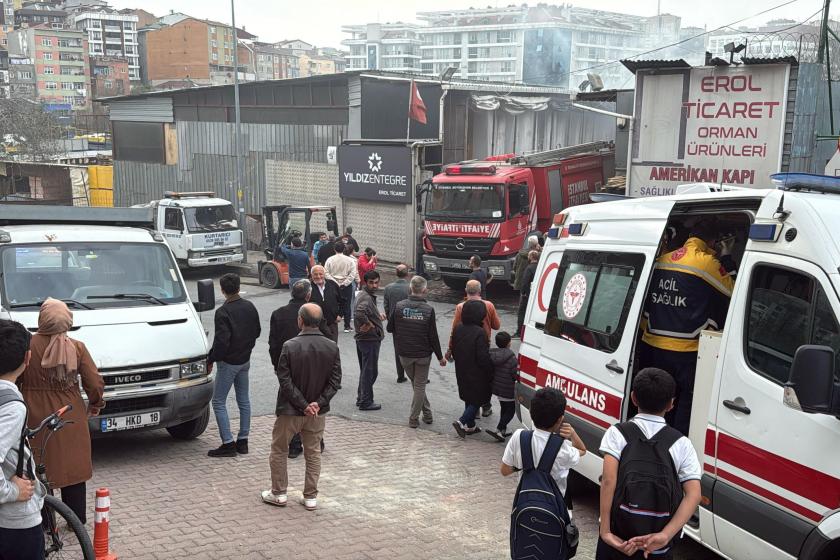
[487,331,518,442]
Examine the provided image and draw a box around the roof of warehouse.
[98,70,570,103]
[574,89,632,102]
[621,59,691,73]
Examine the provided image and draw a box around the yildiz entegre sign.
[628,63,790,197]
[338,145,413,204]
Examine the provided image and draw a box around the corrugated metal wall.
[789,62,840,174]
[114,121,347,212]
[109,98,174,123]
[468,105,615,160]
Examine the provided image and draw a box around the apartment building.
[0,48,8,98]
[8,54,36,100]
[73,11,139,81]
[140,13,256,87]
[275,40,345,76]
[14,3,67,28]
[7,26,90,109]
[253,42,298,80]
[342,22,422,72]
[89,55,128,97]
[342,5,683,89]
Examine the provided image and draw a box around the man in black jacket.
[310,265,343,343]
[261,304,341,512]
[354,270,385,411]
[383,264,411,382]
[388,276,446,428]
[207,273,261,458]
[268,279,315,458]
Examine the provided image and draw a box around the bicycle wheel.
[43,494,95,560]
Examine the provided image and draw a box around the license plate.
[100,412,160,432]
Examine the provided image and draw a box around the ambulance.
[517,173,840,560]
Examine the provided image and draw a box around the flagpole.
[406,80,412,143]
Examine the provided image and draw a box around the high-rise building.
[7,26,90,109]
[73,11,140,81]
[341,22,422,72]
[140,13,256,87]
[342,5,684,89]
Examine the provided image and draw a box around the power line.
[722,8,825,34]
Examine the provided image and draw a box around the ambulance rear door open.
[522,199,674,482]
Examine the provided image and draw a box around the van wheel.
[442,276,466,291]
[166,406,209,440]
[260,263,281,288]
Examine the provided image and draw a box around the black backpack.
[510,431,578,560]
[0,387,30,479]
[610,422,684,550]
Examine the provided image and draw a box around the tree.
[0,99,65,161]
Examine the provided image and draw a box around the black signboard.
[338,144,412,204]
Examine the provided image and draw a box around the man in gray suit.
[383,264,411,383]
[261,304,342,512]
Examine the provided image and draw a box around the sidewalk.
[89,414,599,560]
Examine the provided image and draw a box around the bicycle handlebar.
[26,404,73,439]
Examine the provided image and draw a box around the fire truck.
[421,141,614,288]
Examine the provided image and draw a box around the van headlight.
[426,261,438,271]
[180,360,207,378]
[488,266,505,276]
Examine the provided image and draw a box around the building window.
[468,33,478,44]
[468,47,478,59]
[501,61,513,73]
[104,80,113,88]
[63,95,74,104]
[43,67,55,75]
[210,26,216,33]
[43,52,53,60]
[45,82,57,89]
[497,31,512,43]
[41,38,53,47]
[212,52,218,61]
[211,39,217,47]
[18,71,31,79]
[61,81,72,89]
[75,83,85,90]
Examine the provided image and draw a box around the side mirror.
[784,345,836,414]
[194,279,216,312]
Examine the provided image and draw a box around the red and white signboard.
[424,221,499,237]
[628,64,791,197]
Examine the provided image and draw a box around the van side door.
[712,253,840,559]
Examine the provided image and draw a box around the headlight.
[488,266,505,276]
[426,261,438,271]
[180,361,207,378]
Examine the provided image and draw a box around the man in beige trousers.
[261,304,342,511]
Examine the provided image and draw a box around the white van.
[0,206,216,439]
[517,175,840,560]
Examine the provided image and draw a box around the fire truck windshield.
[425,184,503,220]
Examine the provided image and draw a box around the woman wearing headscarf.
[18,298,105,524]
[451,299,494,438]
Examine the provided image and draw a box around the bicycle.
[24,404,95,560]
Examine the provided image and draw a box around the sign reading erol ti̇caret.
[338,145,413,204]
[629,64,790,197]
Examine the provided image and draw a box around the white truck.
[0,205,217,439]
[135,192,244,268]
[517,173,840,560]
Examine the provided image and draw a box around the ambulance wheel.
[442,277,466,291]
[167,406,209,440]
[260,263,281,289]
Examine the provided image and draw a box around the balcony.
[104,25,121,33]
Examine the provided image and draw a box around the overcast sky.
[107,0,829,49]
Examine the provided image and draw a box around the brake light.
[422,235,434,252]
[552,213,568,226]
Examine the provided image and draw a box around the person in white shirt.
[324,241,360,333]
[597,368,702,560]
[500,387,587,497]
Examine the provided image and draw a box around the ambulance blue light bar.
[547,227,560,239]
[568,222,587,236]
[771,172,840,194]
[749,223,781,242]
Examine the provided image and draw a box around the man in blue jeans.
[354,270,385,411]
[279,236,310,289]
[207,273,261,457]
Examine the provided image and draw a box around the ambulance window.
[745,265,840,384]
[544,251,645,353]
[164,208,183,231]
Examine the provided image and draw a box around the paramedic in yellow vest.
[639,220,736,435]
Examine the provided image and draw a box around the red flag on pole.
[408,80,427,124]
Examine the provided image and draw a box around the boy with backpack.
[597,368,701,559]
[0,319,46,560]
[487,331,518,442]
[502,387,586,560]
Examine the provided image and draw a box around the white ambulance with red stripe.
[517,173,840,560]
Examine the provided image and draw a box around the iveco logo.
[455,238,466,250]
[113,375,142,384]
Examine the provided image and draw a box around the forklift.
[257,205,339,288]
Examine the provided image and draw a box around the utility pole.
[231,0,247,262]
[819,0,832,63]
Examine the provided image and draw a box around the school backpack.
[610,421,684,551]
[0,387,30,478]
[510,431,578,560]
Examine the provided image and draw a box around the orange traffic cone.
[94,487,118,560]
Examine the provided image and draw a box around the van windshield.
[1,243,187,309]
[184,204,237,233]
[425,184,504,221]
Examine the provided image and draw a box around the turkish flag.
[408,80,427,124]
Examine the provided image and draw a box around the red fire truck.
[421,141,614,288]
